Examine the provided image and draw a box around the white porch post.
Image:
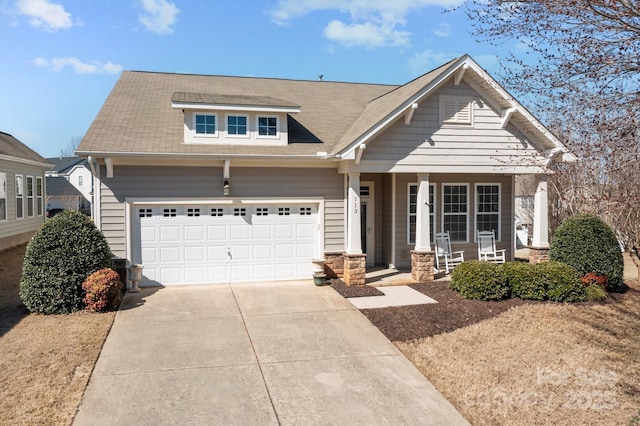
[346,172,362,255]
[532,175,549,248]
[415,173,431,251]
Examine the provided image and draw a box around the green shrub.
[83,268,123,312]
[19,210,114,314]
[536,261,586,302]
[549,214,624,292]
[450,260,509,300]
[501,262,545,300]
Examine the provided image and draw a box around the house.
[45,157,92,215]
[0,132,51,251]
[77,55,572,286]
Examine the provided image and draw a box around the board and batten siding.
[0,159,46,250]
[361,80,544,171]
[394,173,513,268]
[98,165,344,257]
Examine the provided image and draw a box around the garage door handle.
[227,247,231,259]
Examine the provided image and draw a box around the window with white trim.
[187,208,201,217]
[78,175,83,187]
[440,96,473,125]
[210,208,223,217]
[408,183,435,245]
[476,184,501,240]
[139,208,152,218]
[442,184,468,242]
[256,207,269,216]
[0,173,6,221]
[227,115,248,136]
[194,113,217,136]
[257,116,278,137]
[15,175,23,219]
[26,176,34,217]
[36,177,43,216]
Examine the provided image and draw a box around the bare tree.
[61,136,82,157]
[466,0,640,274]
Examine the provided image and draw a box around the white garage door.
[132,203,319,285]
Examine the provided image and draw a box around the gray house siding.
[361,80,543,171]
[0,159,46,251]
[98,165,344,257]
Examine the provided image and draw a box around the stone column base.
[529,247,550,264]
[343,253,367,286]
[323,252,344,279]
[411,251,435,282]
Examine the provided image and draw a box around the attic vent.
[441,96,473,125]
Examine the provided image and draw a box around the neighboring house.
[45,176,85,213]
[0,132,50,251]
[77,55,572,286]
[45,157,92,215]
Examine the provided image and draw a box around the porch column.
[415,173,431,252]
[344,172,366,285]
[530,175,550,264]
[411,173,435,282]
[346,172,362,255]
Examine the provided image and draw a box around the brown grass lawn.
[396,285,640,425]
[0,244,115,425]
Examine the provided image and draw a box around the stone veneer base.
[411,250,435,282]
[529,247,550,264]
[343,253,367,286]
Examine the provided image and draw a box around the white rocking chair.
[477,230,506,263]
[435,232,465,273]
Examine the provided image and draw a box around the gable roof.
[78,55,571,162]
[46,176,83,197]
[0,132,50,166]
[46,157,88,174]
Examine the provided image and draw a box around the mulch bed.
[328,278,384,297]
[360,281,533,342]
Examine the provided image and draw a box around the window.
[256,207,269,216]
[300,207,312,216]
[233,208,246,216]
[257,116,278,137]
[278,207,290,216]
[408,183,435,245]
[440,96,473,125]
[78,175,83,186]
[210,208,223,217]
[187,208,201,217]
[15,175,23,219]
[194,113,217,135]
[163,208,177,217]
[139,208,152,218]
[476,184,501,240]
[227,115,248,136]
[0,173,6,221]
[26,176,34,217]
[442,184,468,242]
[36,177,43,216]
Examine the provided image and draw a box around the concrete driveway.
[73,281,468,425]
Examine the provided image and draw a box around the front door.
[360,182,374,266]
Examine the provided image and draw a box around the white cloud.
[270,0,465,48]
[16,0,72,32]
[138,0,180,34]
[432,22,450,37]
[324,20,409,47]
[33,57,123,74]
[408,49,459,74]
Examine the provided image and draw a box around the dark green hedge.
[19,210,114,314]
[450,260,509,300]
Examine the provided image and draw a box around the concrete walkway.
[74,281,468,425]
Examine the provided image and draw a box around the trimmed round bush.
[450,260,509,300]
[19,210,114,314]
[584,283,608,301]
[83,268,124,312]
[536,261,586,302]
[549,214,624,292]
[501,262,544,300]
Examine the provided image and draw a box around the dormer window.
[258,116,278,137]
[227,115,248,136]
[194,113,217,136]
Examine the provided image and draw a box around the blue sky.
[0,0,521,158]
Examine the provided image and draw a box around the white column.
[346,172,362,255]
[415,173,431,252]
[532,175,549,248]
